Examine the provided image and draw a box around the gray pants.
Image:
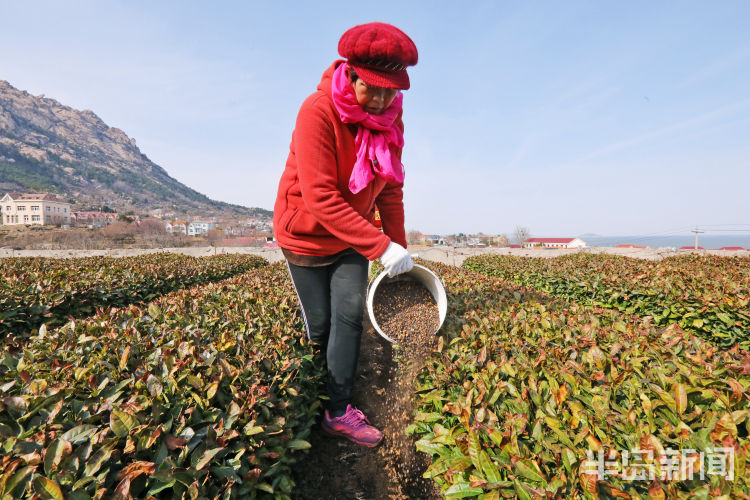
[286,252,369,411]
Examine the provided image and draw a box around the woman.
[273,22,418,447]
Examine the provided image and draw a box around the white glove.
[379,242,414,277]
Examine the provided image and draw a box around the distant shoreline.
[1,245,747,266]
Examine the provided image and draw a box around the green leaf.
[513,479,533,500]
[513,459,545,484]
[32,476,64,500]
[561,448,577,475]
[60,425,98,445]
[43,438,71,476]
[416,439,450,456]
[443,481,484,498]
[423,457,449,479]
[67,491,93,500]
[243,424,264,436]
[414,411,444,423]
[287,440,311,450]
[3,465,36,495]
[467,430,482,473]
[110,410,138,438]
[148,304,161,317]
[146,375,163,397]
[479,451,501,483]
[255,483,274,494]
[84,446,113,477]
[716,312,733,325]
[195,447,223,470]
[146,478,177,496]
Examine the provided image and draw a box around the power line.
[697,223,750,227]
[580,224,750,248]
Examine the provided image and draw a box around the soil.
[291,314,441,499]
[6,245,744,263]
[372,280,440,350]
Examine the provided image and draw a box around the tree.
[492,234,510,246]
[513,226,530,246]
[139,218,166,235]
[207,229,224,246]
[406,229,423,245]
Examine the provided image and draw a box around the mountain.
[0,80,271,218]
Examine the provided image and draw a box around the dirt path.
[292,317,440,499]
[4,245,746,263]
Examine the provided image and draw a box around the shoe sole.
[320,425,383,448]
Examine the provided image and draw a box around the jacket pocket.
[287,207,327,237]
[283,207,300,233]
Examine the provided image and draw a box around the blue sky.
[2,1,749,237]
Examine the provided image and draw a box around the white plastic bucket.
[366,264,448,343]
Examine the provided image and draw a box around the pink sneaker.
[321,405,383,447]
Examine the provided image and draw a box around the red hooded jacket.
[273,60,407,261]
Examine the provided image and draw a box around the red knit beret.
[338,22,418,90]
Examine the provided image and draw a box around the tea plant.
[410,263,750,499]
[463,254,750,349]
[0,262,322,499]
[0,253,267,341]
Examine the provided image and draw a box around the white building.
[71,211,118,228]
[522,237,587,249]
[188,220,216,236]
[166,220,188,235]
[1,192,72,226]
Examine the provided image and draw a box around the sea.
[581,235,750,250]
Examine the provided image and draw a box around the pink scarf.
[330,63,405,194]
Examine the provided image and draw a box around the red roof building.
[523,237,586,249]
[719,246,746,251]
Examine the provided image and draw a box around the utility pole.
[692,226,704,249]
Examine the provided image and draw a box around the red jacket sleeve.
[376,182,407,248]
[294,96,391,260]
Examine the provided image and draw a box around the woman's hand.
[379,242,414,277]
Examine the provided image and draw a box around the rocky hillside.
[0,80,270,217]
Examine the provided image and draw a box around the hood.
[317,59,346,98]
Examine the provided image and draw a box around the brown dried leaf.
[648,481,665,500]
[728,378,745,403]
[674,383,687,415]
[123,437,136,454]
[639,434,665,462]
[578,459,599,498]
[112,477,132,500]
[245,468,262,481]
[119,345,130,371]
[116,461,156,481]
[165,435,188,450]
